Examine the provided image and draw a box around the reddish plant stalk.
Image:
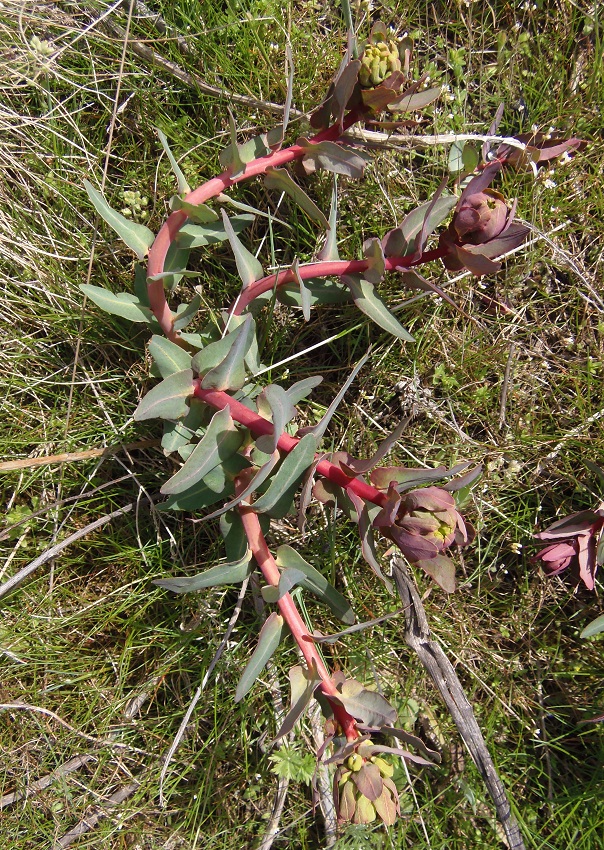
[237,499,359,741]
[147,114,361,339]
[194,383,389,508]
[230,248,447,315]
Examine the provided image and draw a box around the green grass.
[1,0,604,847]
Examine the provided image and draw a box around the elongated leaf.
[277,567,308,599]
[220,112,271,174]
[363,237,386,284]
[331,59,361,129]
[289,257,311,321]
[220,510,247,562]
[154,550,253,593]
[581,614,604,639]
[256,384,297,453]
[277,278,352,307]
[173,294,202,331]
[134,263,151,307]
[161,400,206,454]
[306,610,401,644]
[370,461,469,491]
[161,407,243,494]
[400,269,461,312]
[200,450,280,523]
[286,376,323,406]
[348,490,393,592]
[192,319,252,376]
[297,138,370,179]
[275,544,355,624]
[342,421,408,475]
[157,242,192,289]
[299,351,370,440]
[201,314,254,391]
[265,168,328,228]
[382,196,457,260]
[221,210,264,287]
[388,85,442,112]
[158,476,231,512]
[176,214,254,249]
[235,613,284,702]
[134,369,194,421]
[157,129,191,194]
[274,663,321,740]
[84,180,155,259]
[80,285,153,323]
[343,275,414,341]
[170,195,219,222]
[317,176,340,262]
[448,140,465,174]
[352,763,383,802]
[335,678,397,727]
[252,434,318,516]
[149,335,192,378]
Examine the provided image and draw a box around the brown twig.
[0,438,160,473]
[391,557,526,850]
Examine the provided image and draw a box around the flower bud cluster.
[334,747,399,825]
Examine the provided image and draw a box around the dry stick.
[99,16,302,118]
[391,558,526,850]
[0,438,160,473]
[0,503,133,602]
[0,755,95,810]
[54,781,141,850]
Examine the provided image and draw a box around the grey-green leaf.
[173,294,202,331]
[221,210,264,288]
[133,369,194,421]
[252,434,318,515]
[161,407,243,494]
[84,180,155,259]
[274,663,321,740]
[176,214,254,249]
[265,167,329,228]
[169,196,219,223]
[256,384,297,454]
[275,545,355,624]
[580,614,604,639]
[343,275,414,341]
[298,138,371,179]
[157,129,191,194]
[235,612,284,702]
[149,335,192,378]
[200,314,254,391]
[154,550,253,593]
[80,285,154,323]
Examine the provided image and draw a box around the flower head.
[533,506,604,590]
[359,32,402,88]
[438,162,529,274]
[374,485,473,592]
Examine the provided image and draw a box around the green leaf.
[221,210,264,288]
[158,477,231,512]
[80,285,154,323]
[317,176,340,262]
[274,663,322,740]
[291,258,311,321]
[343,275,414,342]
[448,140,465,174]
[173,294,202,331]
[363,238,386,284]
[275,545,355,624]
[297,138,371,179]
[382,196,457,260]
[133,369,194,421]
[169,196,219,223]
[252,434,318,516]
[161,407,243,495]
[336,678,397,727]
[161,400,206,454]
[200,450,280,523]
[286,376,323,406]
[581,613,604,639]
[200,314,254,391]
[84,180,155,259]
[134,264,151,307]
[154,550,253,593]
[299,351,370,441]
[256,384,297,454]
[220,510,247,562]
[157,129,191,194]
[219,113,271,175]
[388,85,442,112]
[277,278,352,307]
[264,167,328,228]
[176,214,254,249]
[235,612,284,702]
[149,336,192,378]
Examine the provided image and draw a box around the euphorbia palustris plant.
[80,20,585,828]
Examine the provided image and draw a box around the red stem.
[147,114,361,340]
[194,383,389,508]
[238,499,359,741]
[230,248,447,315]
